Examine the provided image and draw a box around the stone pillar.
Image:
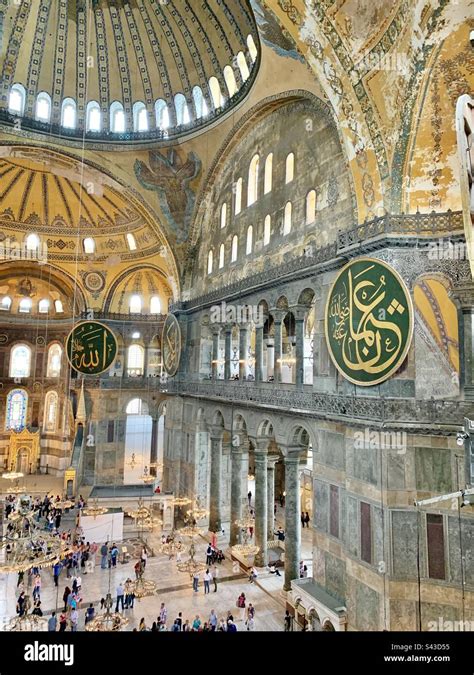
[230,436,245,546]
[254,440,268,566]
[460,308,474,397]
[211,328,220,379]
[209,428,223,532]
[238,325,248,380]
[292,306,306,387]
[143,343,150,377]
[272,310,286,384]
[224,325,232,381]
[283,450,301,591]
[122,344,128,377]
[267,456,278,540]
[255,324,264,383]
[150,418,158,475]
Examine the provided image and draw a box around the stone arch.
[297,287,316,307]
[322,619,336,632]
[286,422,318,453]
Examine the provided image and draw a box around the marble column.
[224,325,232,380]
[267,456,278,540]
[211,328,220,379]
[272,310,286,384]
[209,429,223,532]
[143,343,150,377]
[293,308,306,387]
[239,325,248,380]
[460,307,474,397]
[283,451,301,591]
[150,418,158,476]
[254,442,268,566]
[255,324,264,382]
[230,437,245,546]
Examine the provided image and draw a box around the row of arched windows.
[219,152,295,229]
[208,189,317,274]
[7,36,258,134]
[1,296,63,314]
[9,343,62,379]
[5,388,59,432]
[22,232,138,255]
[128,295,162,314]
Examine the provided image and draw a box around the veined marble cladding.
[414,446,453,494]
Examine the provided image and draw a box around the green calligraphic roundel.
[66,321,118,375]
[325,258,414,386]
[162,313,181,376]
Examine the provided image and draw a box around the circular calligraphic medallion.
[325,258,413,386]
[162,314,181,376]
[66,321,118,375]
[84,272,105,293]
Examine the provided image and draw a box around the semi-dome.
[0,0,260,144]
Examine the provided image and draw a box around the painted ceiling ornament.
[134,149,201,243]
[162,313,182,377]
[325,258,413,386]
[17,278,35,298]
[66,321,118,376]
[251,1,304,62]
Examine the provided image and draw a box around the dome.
[0,0,260,144]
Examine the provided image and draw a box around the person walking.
[140,546,148,569]
[48,612,57,632]
[212,565,218,592]
[237,592,246,621]
[247,603,255,625]
[85,603,95,624]
[59,613,68,632]
[138,618,147,632]
[100,543,108,569]
[304,512,310,528]
[16,591,26,617]
[247,491,252,506]
[115,582,124,612]
[205,544,213,566]
[203,569,211,594]
[70,608,78,632]
[53,561,61,587]
[158,602,167,627]
[301,511,305,528]
[192,571,199,592]
[62,586,71,612]
[284,610,292,631]
[110,543,118,567]
[32,574,41,601]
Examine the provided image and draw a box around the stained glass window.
[44,391,58,432]
[9,344,31,377]
[6,389,27,430]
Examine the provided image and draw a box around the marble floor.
[0,497,313,632]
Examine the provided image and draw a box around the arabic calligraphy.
[162,314,181,376]
[325,258,413,386]
[66,321,118,375]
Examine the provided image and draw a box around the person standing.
[53,561,61,587]
[209,609,218,631]
[205,544,213,566]
[16,591,26,617]
[62,586,71,612]
[140,546,148,569]
[32,574,41,601]
[192,570,199,592]
[110,543,118,567]
[115,582,124,612]
[301,512,305,528]
[158,602,167,627]
[203,569,211,594]
[237,592,246,621]
[284,610,292,631]
[59,613,68,632]
[247,491,252,506]
[100,542,108,569]
[247,603,255,629]
[212,565,218,592]
[70,608,78,632]
[304,512,310,528]
[48,612,57,632]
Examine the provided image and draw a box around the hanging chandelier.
[186,499,209,522]
[127,497,151,521]
[83,498,108,518]
[159,535,184,557]
[2,471,24,481]
[7,614,48,632]
[172,496,192,507]
[85,594,129,632]
[231,529,259,558]
[55,499,74,510]
[140,466,155,484]
[176,541,206,577]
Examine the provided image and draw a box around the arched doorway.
[124,398,152,484]
[16,448,29,474]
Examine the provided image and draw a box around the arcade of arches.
[0,0,473,636]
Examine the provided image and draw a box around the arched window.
[86,101,101,132]
[8,83,25,115]
[0,296,12,311]
[207,249,213,275]
[209,77,224,109]
[234,177,243,215]
[26,233,40,251]
[133,101,148,132]
[150,296,161,314]
[110,101,125,133]
[306,189,317,225]
[19,298,32,313]
[284,201,292,235]
[223,65,237,97]
[237,52,250,82]
[61,97,76,128]
[129,295,142,313]
[247,34,258,62]
[285,152,295,184]
[43,391,58,432]
[264,153,273,194]
[155,99,170,130]
[126,233,137,251]
[174,93,190,126]
[54,299,64,313]
[219,243,225,269]
[127,344,144,375]
[248,154,259,206]
[192,86,208,119]
[126,397,148,415]
[83,237,95,254]
[38,299,50,314]
[6,389,27,431]
[231,235,238,262]
[47,344,62,377]
[35,92,51,122]
[220,203,227,229]
[246,226,253,255]
[264,215,271,246]
[9,344,31,378]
